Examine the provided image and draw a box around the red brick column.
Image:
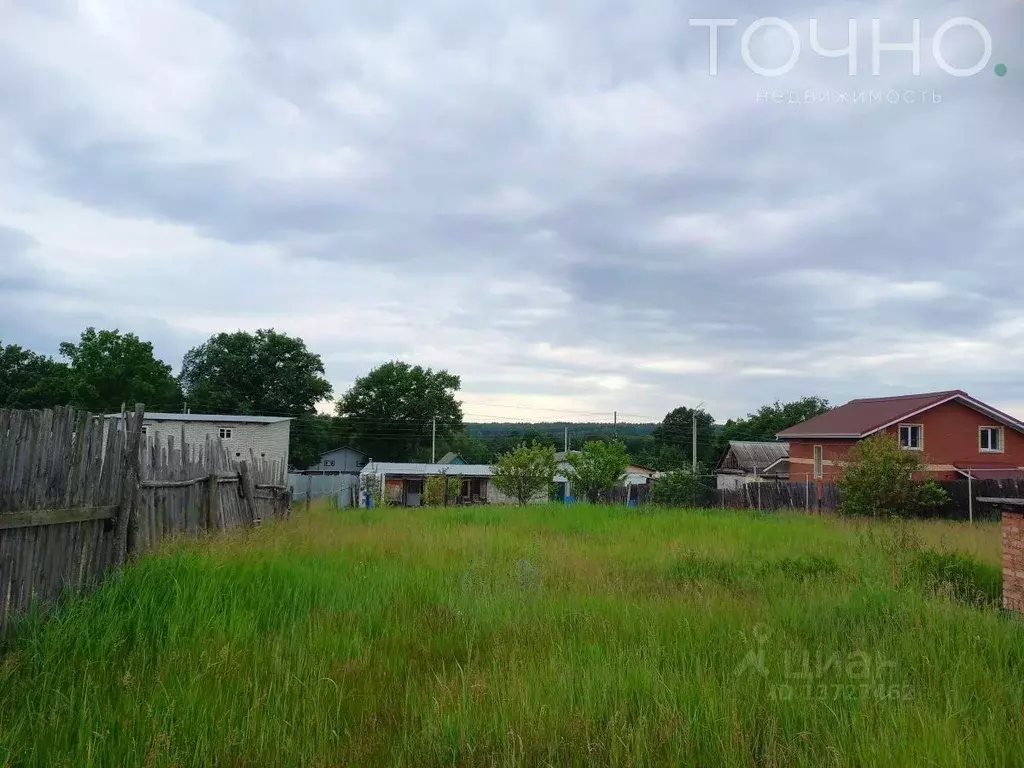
[1003,511,1024,614]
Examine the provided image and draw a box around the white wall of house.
[487,484,555,505]
[717,473,776,491]
[144,418,291,469]
[717,473,746,491]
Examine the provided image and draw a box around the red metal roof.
[777,390,979,439]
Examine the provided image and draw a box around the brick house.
[776,390,1024,483]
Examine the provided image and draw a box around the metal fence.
[644,474,1024,521]
[287,472,360,508]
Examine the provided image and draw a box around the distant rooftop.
[107,412,292,425]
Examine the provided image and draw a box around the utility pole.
[692,411,698,473]
[431,416,437,463]
[692,401,706,474]
[564,426,568,454]
[613,411,617,438]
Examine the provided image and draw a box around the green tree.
[486,428,560,461]
[289,414,355,470]
[336,361,463,462]
[58,328,181,413]
[838,434,949,518]
[566,440,630,503]
[0,342,73,409]
[180,329,333,469]
[180,329,332,415]
[651,407,717,470]
[433,430,491,464]
[718,397,831,449]
[491,443,559,506]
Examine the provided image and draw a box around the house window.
[813,446,824,479]
[899,424,923,451]
[980,426,1004,453]
[140,426,148,437]
[219,428,233,440]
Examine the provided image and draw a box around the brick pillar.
[1003,511,1024,614]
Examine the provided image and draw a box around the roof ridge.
[848,390,963,404]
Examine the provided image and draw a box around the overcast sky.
[0,1,1020,423]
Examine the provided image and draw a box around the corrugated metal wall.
[287,473,360,507]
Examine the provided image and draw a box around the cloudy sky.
[0,0,1020,423]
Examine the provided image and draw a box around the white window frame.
[813,446,824,479]
[898,424,923,451]
[140,426,148,437]
[979,426,1004,453]
[219,427,233,440]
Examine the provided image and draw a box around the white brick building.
[109,412,292,469]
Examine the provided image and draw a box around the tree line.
[1,328,830,471]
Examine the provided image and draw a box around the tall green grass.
[0,504,1021,766]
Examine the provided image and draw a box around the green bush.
[838,434,950,517]
[424,474,461,506]
[651,467,712,507]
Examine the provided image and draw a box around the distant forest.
[464,422,659,440]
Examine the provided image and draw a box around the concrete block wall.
[1003,510,1024,614]
[146,419,290,471]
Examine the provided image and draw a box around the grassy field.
[0,503,1022,767]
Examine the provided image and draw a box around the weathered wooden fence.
[0,405,290,632]
[718,482,823,512]
[135,431,289,554]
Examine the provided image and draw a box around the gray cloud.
[0,0,1021,421]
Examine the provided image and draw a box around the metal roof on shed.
[361,462,495,477]
[719,441,790,473]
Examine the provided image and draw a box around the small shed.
[360,462,495,507]
[307,445,368,474]
[716,441,790,490]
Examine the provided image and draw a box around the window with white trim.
[140,426,148,437]
[219,427,233,440]
[980,426,1003,453]
[899,424,923,450]
[813,446,824,479]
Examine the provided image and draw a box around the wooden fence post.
[113,404,145,567]
[203,473,221,532]
[238,461,259,524]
